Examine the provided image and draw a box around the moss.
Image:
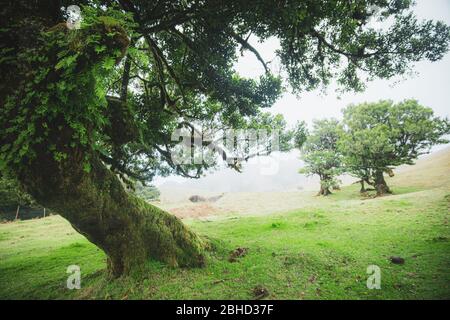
[1,2,203,278]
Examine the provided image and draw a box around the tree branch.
[230,31,269,73]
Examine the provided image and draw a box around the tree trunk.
[374,170,391,196]
[17,152,205,277]
[15,205,20,221]
[359,180,366,193]
[316,175,332,196]
[318,186,332,196]
[2,0,206,277]
[317,179,332,196]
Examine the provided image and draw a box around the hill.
[157,146,450,219]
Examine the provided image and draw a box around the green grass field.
[1,152,449,300]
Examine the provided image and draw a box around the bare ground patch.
[168,203,223,219]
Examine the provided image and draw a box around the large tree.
[339,100,450,196]
[299,119,343,196]
[1,1,449,276]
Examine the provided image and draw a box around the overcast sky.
[235,0,450,127]
[155,0,450,187]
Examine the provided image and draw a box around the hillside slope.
[159,146,450,219]
[392,146,450,189]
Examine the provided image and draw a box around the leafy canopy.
[1,0,450,185]
[339,99,450,182]
[299,119,343,190]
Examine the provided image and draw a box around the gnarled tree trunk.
[1,0,205,277]
[318,185,332,196]
[317,176,332,196]
[374,170,391,196]
[17,151,205,277]
[359,180,366,193]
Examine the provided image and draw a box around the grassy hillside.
[0,149,449,300]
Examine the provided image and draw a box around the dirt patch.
[228,247,248,262]
[169,203,222,219]
[252,285,269,299]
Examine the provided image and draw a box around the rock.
[252,285,269,299]
[188,195,207,202]
[390,256,405,264]
[228,247,248,262]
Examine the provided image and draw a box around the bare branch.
[230,31,269,73]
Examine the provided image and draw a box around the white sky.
[235,0,450,127]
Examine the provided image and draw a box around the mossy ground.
[1,179,449,299]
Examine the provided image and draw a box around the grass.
[1,149,449,299]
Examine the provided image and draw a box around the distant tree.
[133,183,160,202]
[293,121,308,150]
[299,119,343,196]
[1,1,449,276]
[339,100,450,196]
[0,175,35,209]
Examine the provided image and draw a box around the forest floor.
[0,149,449,299]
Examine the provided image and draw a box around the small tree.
[133,183,160,202]
[299,119,343,196]
[340,100,450,196]
[0,175,37,220]
[293,121,308,150]
[0,176,35,208]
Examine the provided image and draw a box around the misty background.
[154,0,450,195]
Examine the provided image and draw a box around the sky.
[155,0,450,189]
[235,0,450,127]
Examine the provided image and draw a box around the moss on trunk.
[17,153,205,277]
[1,1,205,277]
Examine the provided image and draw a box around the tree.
[0,175,36,210]
[0,174,39,221]
[299,119,343,196]
[1,1,449,276]
[133,183,160,202]
[339,100,450,196]
[293,121,308,151]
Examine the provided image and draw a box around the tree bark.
[374,170,391,196]
[359,180,366,193]
[2,0,206,277]
[317,186,332,196]
[17,151,205,277]
[15,205,20,221]
[317,178,332,196]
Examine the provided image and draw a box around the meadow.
[0,150,449,300]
